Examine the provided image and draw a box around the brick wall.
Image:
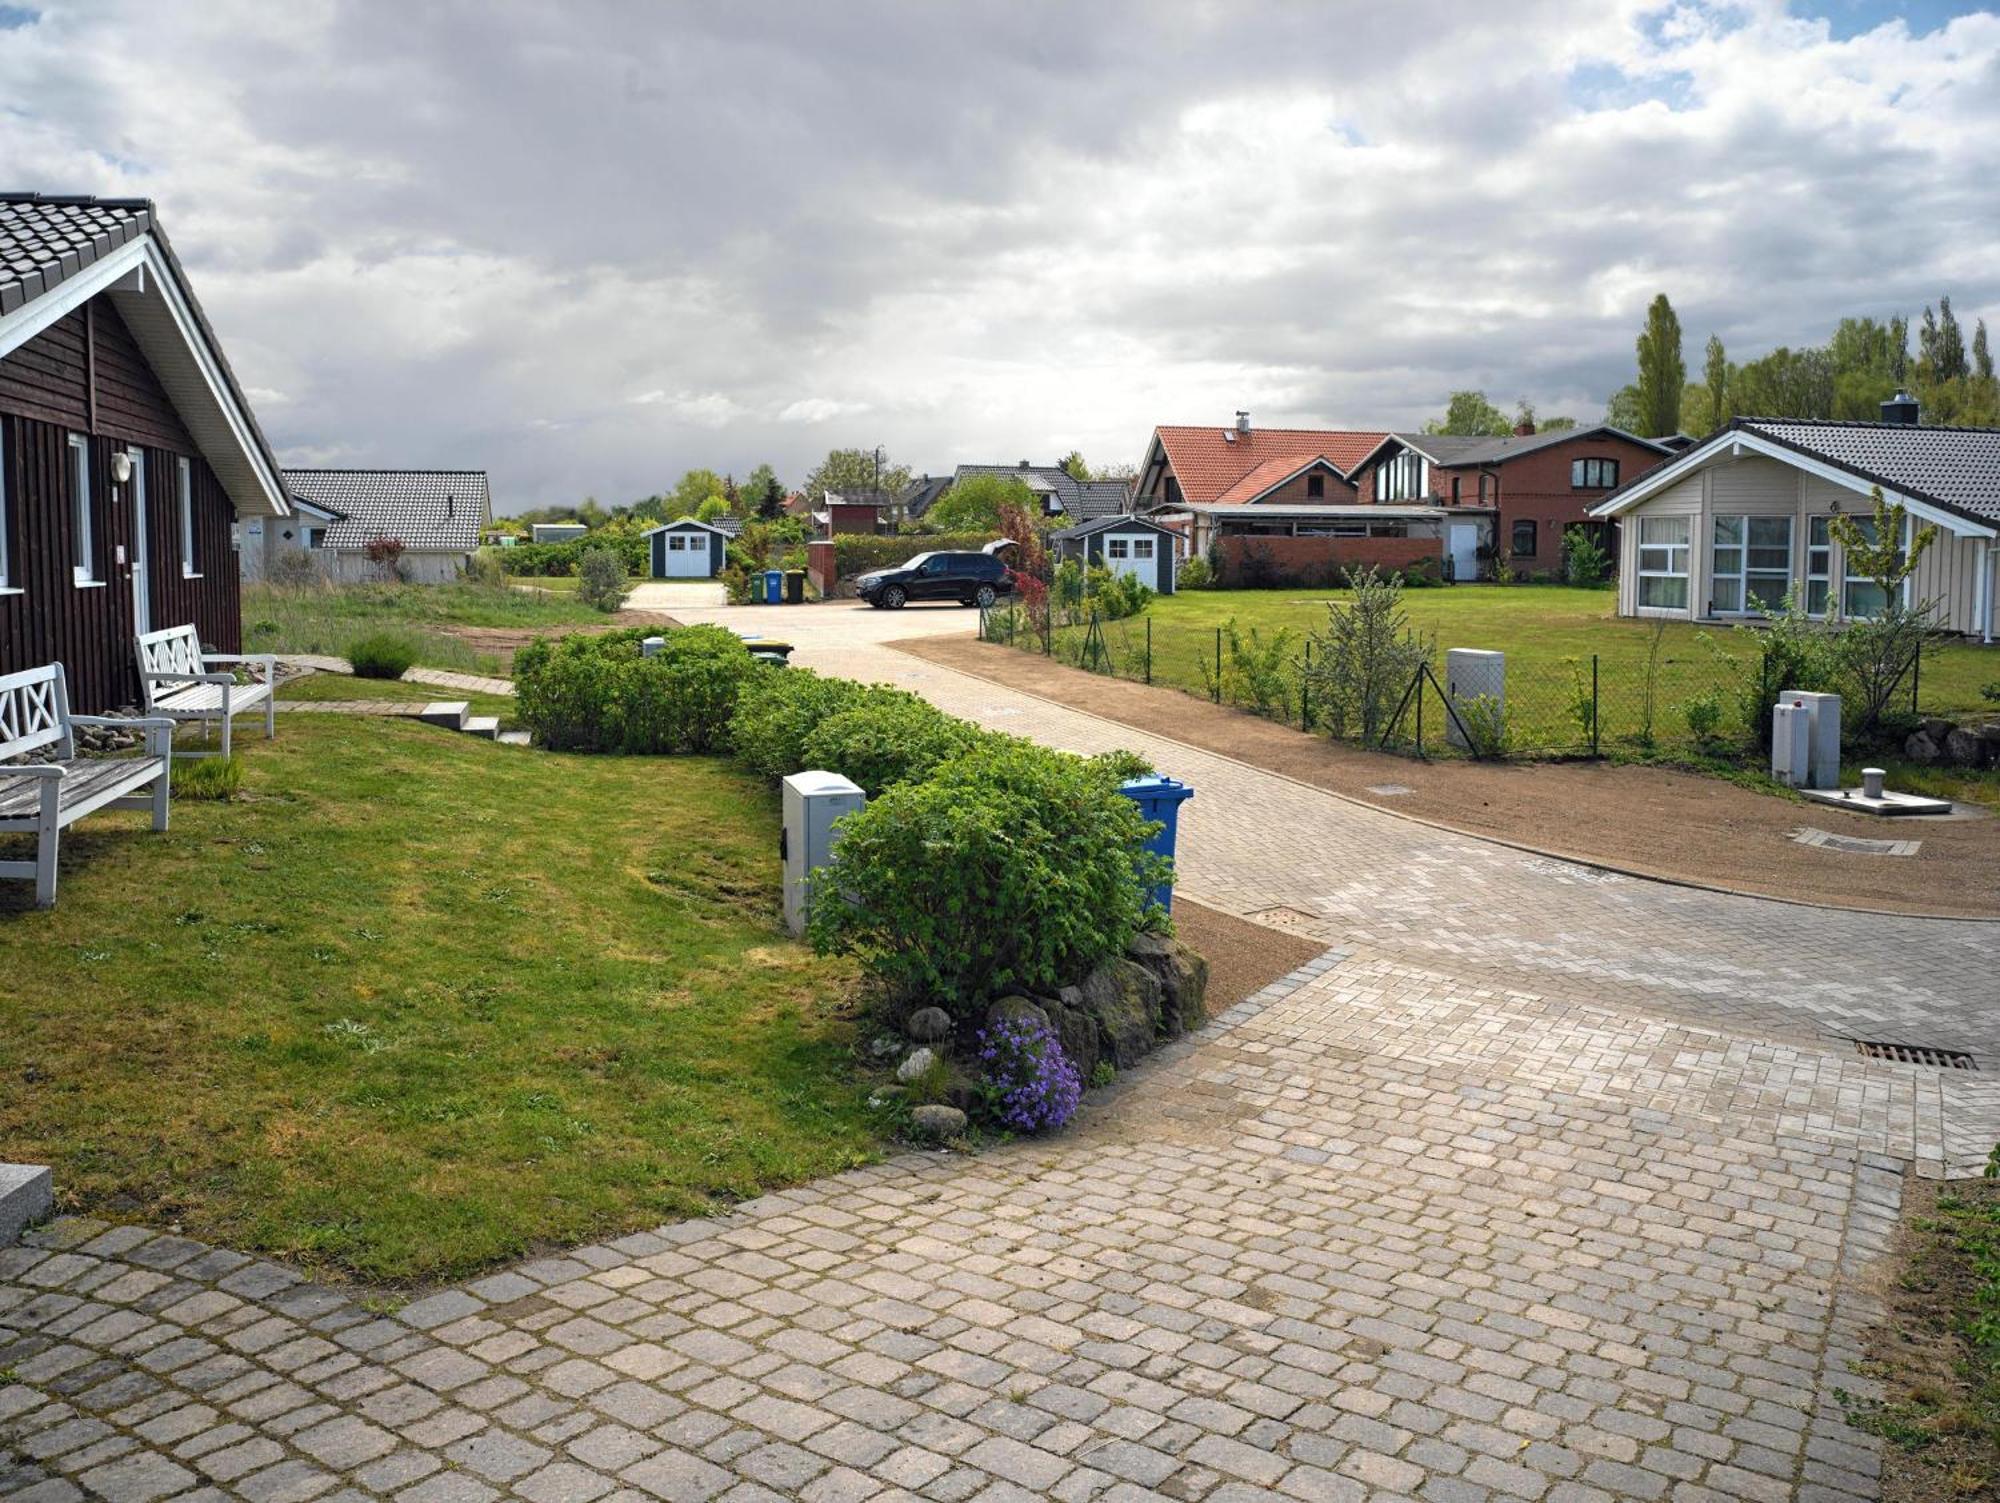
[1214,534,1436,588]
[806,539,837,596]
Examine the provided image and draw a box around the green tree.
[695,496,730,522]
[1057,451,1089,482]
[1604,383,1646,432]
[1732,346,1834,419]
[802,447,910,502]
[667,469,726,519]
[1424,390,1512,437]
[1702,335,1729,430]
[743,463,786,520]
[1975,319,1993,381]
[1634,293,1685,437]
[927,472,1032,534]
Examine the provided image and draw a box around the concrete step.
[496,730,532,747]
[418,700,470,730]
[463,716,502,740]
[1,1163,52,1246]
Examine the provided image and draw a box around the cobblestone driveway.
[6,604,1994,1502]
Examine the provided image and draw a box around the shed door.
[664,532,708,576]
[1103,533,1158,591]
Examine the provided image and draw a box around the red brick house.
[0,195,290,711]
[1134,413,1386,513]
[1345,424,1673,578]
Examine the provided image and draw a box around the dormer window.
[1306,473,1325,499]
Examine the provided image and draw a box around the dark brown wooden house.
[0,194,289,711]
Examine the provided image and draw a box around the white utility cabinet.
[781,770,865,937]
[1444,648,1505,753]
[1781,691,1841,790]
[1771,701,1813,787]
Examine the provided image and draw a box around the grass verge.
[0,716,879,1285]
[243,580,609,675]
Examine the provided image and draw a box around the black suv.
[855,551,1015,609]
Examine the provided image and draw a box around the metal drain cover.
[1855,1040,1976,1070]
[1791,827,1921,857]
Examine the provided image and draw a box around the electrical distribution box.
[1782,691,1841,790]
[1444,648,1505,752]
[781,771,865,937]
[1771,702,1812,787]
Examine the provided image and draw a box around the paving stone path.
[7,605,1993,1500]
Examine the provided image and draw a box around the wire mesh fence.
[979,599,1977,763]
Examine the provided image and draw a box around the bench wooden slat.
[154,682,273,714]
[0,757,166,822]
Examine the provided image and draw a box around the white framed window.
[1636,515,1690,610]
[1377,449,1430,501]
[178,456,198,576]
[67,432,95,585]
[1131,537,1155,560]
[667,534,686,551]
[1709,514,1791,614]
[1842,516,1891,619]
[1806,516,1833,615]
[1571,458,1620,489]
[1107,538,1130,559]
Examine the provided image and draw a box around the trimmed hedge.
[515,625,756,753]
[499,535,648,577]
[728,668,878,780]
[806,738,1168,1010]
[832,532,997,582]
[799,694,984,798]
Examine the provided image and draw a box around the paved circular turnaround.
[6,601,1995,1503]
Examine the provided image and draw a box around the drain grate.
[1855,1040,1977,1070]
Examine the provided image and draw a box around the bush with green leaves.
[1175,555,1213,590]
[1561,526,1611,587]
[1086,566,1153,621]
[1303,566,1432,743]
[347,631,419,680]
[728,667,869,778]
[1679,687,1727,750]
[807,739,1167,1015]
[832,532,996,584]
[576,546,632,613]
[1202,617,1295,720]
[515,625,755,753]
[799,693,986,797]
[1736,593,1840,751]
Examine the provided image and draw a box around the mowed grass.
[0,717,879,1285]
[1045,585,1998,754]
[242,580,609,675]
[276,671,517,721]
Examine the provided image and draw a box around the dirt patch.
[438,609,679,672]
[1172,897,1328,1011]
[1854,1173,2000,1503]
[895,634,2000,919]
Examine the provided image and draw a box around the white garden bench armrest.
[0,764,66,781]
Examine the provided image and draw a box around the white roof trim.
[1589,428,1998,538]
[640,518,729,537]
[0,232,288,519]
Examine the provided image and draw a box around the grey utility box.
[1781,691,1841,790]
[1444,648,1505,752]
[1771,701,1813,787]
[781,771,865,937]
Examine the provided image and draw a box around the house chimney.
[1019,459,1031,469]
[1880,388,1921,425]
[1513,417,1535,437]
[1235,410,1251,435]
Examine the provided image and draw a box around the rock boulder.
[1946,728,1994,768]
[909,1104,967,1141]
[1066,958,1163,1070]
[1905,730,1943,765]
[1124,933,1210,1038]
[904,1007,952,1044]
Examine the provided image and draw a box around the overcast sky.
[3,1,1997,512]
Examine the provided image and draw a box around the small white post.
[1862,766,1886,800]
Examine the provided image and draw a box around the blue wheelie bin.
[1118,775,1194,912]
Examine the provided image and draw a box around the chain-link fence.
[979,600,1977,763]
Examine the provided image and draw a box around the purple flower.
[976,1016,1082,1134]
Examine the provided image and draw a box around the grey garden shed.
[1048,515,1179,595]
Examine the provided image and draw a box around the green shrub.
[807,739,1166,1015]
[464,549,508,587]
[577,546,631,613]
[729,668,873,779]
[833,532,995,585]
[1175,555,1212,590]
[172,755,242,801]
[1679,687,1726,750]
[498,535,647,577]
[348,631,419,680]
[1561,526,1611,587]
[1085,566,1153,621]
[800,694,985,797]
[515,625,755,753]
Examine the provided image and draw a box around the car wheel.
[883,585,907,609]
[973,584,997,608]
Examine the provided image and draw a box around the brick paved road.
[6,602,1991,1501]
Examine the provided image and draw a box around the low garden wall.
[1214,534,1436,588]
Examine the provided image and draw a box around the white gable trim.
[639,518,729,538]
[1590,429,1997,539]
[0,233,288,520]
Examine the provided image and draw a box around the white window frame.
[1841,515,1892,620]
[1131,537,1155,560]
[1709,513,1792,616]
[1806,516,1833,617]
[667,534,687,551]
[68,432,98,587]
[178,455,199,577]
[1571,458,1620,489]
[1635,515,1690,613]
[1377,449,1430,502]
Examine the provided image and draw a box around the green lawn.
[242,580,610,675]
[1028,585,1997,757]
[0,717,878,1285]
[514,575,580,593]
[277,671,517,721]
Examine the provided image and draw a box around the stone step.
[496,730,532,747]
[418,701,470,730]
[463,716,502,740]
[1,1163,52,1246]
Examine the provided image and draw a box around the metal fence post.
[1911,635,1921,713]
[1213,626,1223,703]
[1416,672,1424,757]
[1591,654,1600,759]
[1145,616,1153,686]
[1301,639,1312,730]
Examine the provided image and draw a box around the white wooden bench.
[0,663,173,908]
[137,624,277,759]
